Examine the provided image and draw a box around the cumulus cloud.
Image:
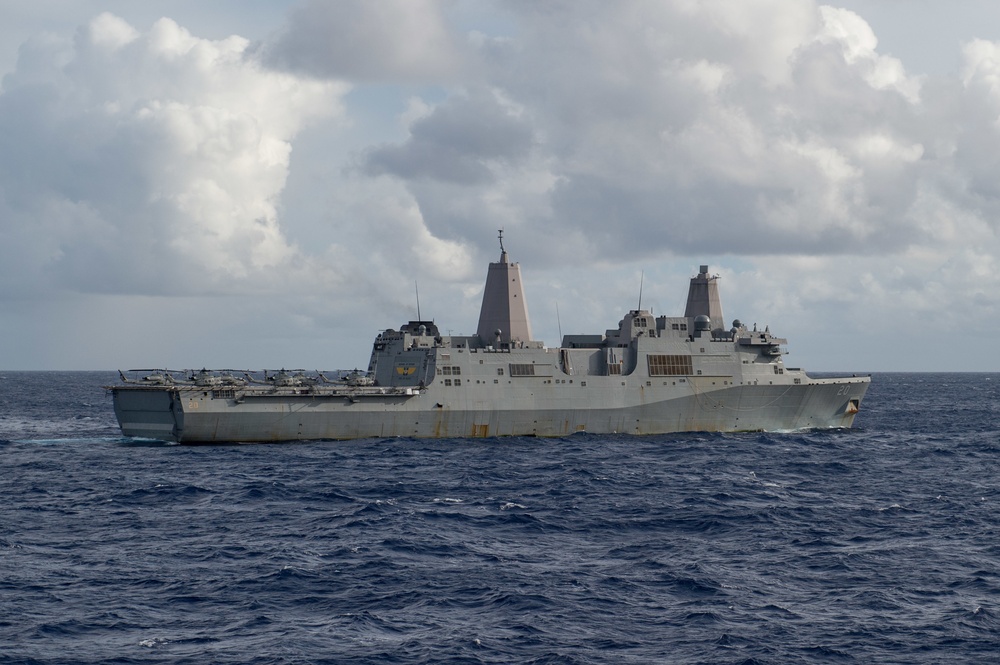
[260,0,469,82]
[5,1,1000,370]
[313,1,940,265]
[362,89,535,185]
[0,12,343,297]
[262,0,999,367]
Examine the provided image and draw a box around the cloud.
[254,0,1000,369]
[321,1,936,264]
[361,89,535,185]
[0,12,344,297]
[260,0,469,82]
[4,1,1000,370]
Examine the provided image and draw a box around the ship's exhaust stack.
[684,265,725,331]
[477,231,533,346]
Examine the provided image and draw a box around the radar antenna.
[498,228,505,253]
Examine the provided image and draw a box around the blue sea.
[1,372,998,664]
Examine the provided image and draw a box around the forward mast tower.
[476,230,534,346]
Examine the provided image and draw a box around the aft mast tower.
[684,265,725,331]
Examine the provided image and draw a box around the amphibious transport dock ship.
[109,236,870,442]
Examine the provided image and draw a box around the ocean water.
[1,372,998,664]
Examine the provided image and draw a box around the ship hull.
[109,244,872,443]
[111,377,869,443]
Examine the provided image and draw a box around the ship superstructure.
[109,234,870,442]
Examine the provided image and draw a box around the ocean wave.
[3,372,1000,663]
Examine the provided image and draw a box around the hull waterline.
[110,236,871,443]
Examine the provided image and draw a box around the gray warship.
[109,234,870,442]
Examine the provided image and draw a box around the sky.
[2,0,1000,372]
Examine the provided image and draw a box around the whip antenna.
[638,271,644,311]
[415,280,421,321]
[556,302,563,344]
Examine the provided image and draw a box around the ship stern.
[111,387,181,442]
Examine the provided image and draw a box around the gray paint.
[475,235,533,345]
[110,241,871,443]
[684,265,726,331]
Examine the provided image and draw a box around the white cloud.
[344,1,932,263]
[4,1,1000,371]
[817,6,920,103]
[303,0,997,369]
[0,13,344,296]
[84,11,139,50]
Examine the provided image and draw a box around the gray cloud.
[299,2,937,264]
[261,0,469,82]
[5,2,1000,371]
[361,90,535,184]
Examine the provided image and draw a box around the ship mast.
[476,230,533,346]
[684,265,725,330]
